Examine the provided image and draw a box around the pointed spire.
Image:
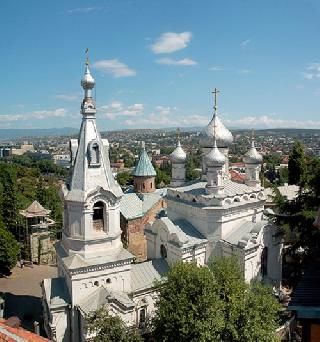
[133,143,156,177]
[80,50,96,116]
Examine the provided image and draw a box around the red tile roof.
[229,170,245,184]
[0,319,50,342]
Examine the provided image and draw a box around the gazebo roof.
[20,200,51,218]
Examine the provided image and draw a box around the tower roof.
[20,200,50,218]
[205,140,226,167]
[200,89,233,147]
[170,140,186,164]
[66,59,122,201]
[243,137,263,164]
[133,144,156,177]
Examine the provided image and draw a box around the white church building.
[42,65,282,342]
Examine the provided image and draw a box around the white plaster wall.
[70,264,132,305]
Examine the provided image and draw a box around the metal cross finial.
[85,48,89,65]
[251,129,255,147]
[212,88,220,113]
[176,127,180,140]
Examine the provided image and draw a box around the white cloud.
[240,39,251,48]
[99,101,144,119]
[0,108,67,122]
[93,59,136,78]
[210,66,224,71]
[156,57,197,66]
[151,32,192,54]
[224,114,320,129]
[67,7,99,14]
[54,94,78,101]
[302,63,320,79]
[238,69,251,74]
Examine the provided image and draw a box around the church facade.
[42,64,282,342]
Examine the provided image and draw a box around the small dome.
[170,141,186,163]
[243,141,263,164]
[200,114,233,147]
[205,142,226,167]
[81,65,95,90]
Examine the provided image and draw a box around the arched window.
[150,182,152,189]
[94,281,99,287]
[139,308,146,327]
[160,244,167,259]
[143,183,145,190]
[88,140,101,167]
[93,201,104,231]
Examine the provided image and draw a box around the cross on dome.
[212,87,220,113]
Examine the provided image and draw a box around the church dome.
[200,114,233,148]
[243,141,263,164]
[205,141,226,167]
[170,141,186,164]
[81,64,95,90]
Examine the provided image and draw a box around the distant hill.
[0,127,78,140]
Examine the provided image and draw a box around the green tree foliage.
[116,171,134,187]
[86,307,143,342]
[152,259,280,342]
[209,258,280,342]
[0,166,19,232]
[0,222,20,272]
[288,141,305,185]
[186,150,201,181]
[155,164,171,188]
[152,261,224,342]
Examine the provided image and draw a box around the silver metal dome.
[81,64,95,90]
[205,140,226,167]
[200,114,233,147]
[243,141,263,164]
[170,140,186,164]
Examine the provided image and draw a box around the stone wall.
[122,199,166,262]
[30,232,56,265]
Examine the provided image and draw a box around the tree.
[0,222,20,273]
[152,259,280,342]
[116,172,133,187]
[209,257,280,342]
[0,166,19,232]
[86,307,143,342]
[152,262,224,342]
[288,141,305,185]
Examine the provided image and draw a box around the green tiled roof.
[133,148,156,177]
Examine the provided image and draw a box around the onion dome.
[133,143,156,177]
[81,64,95,90]
[200,113,233,148]
[205,140,226,167]
[170,140,186,164]
[243,140,263,164]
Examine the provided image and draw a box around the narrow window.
[139,308,147,328]
[160,244,167,258]
[92,143,100,164]
[93,201,104,231]
[261,247,268,277]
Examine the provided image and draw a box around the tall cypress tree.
[1,166,18,233]
[288,141,306,185]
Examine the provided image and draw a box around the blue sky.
[2,0,320,130]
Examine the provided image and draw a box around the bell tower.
[59,55,127,260]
